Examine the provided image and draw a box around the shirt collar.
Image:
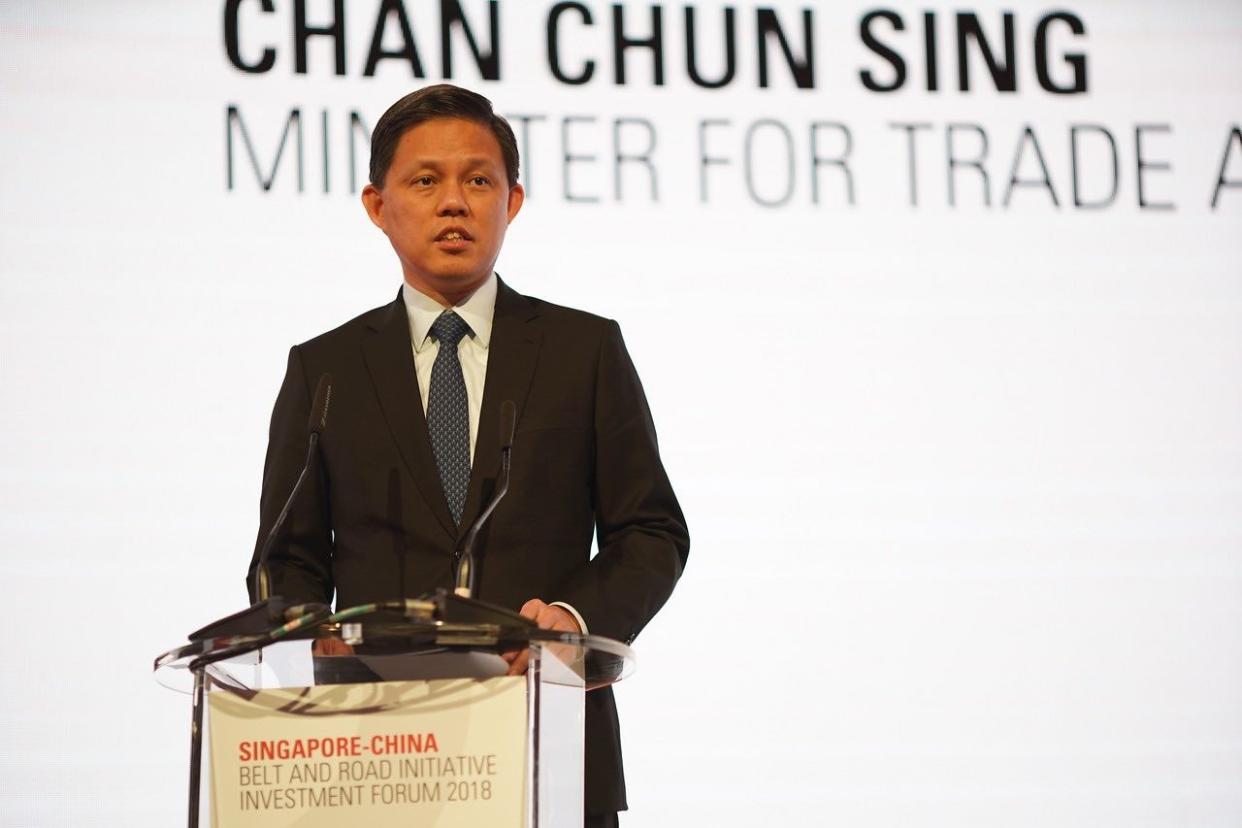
[402,273,497,354]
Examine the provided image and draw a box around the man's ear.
[361,184,385,230]
[506,182,525,224]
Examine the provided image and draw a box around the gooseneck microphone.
[307,372,332,436]
[189,372,333,642]
[453,400,516,598]
[254,372,333,602]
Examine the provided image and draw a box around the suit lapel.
[361,294,458,539]
[458,278,542,537]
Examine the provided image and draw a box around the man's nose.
[436,182,468,215]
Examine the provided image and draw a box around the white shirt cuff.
[549,601,588,635]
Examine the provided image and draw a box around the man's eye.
[413,176,434,186]
[469,176,490,186]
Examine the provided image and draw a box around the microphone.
[191,373,333,642]
[254,373,333,602]
[498,399,516,451]
[307,372,332,436]
[453,400,516,598]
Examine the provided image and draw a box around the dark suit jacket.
[246,277,689,813]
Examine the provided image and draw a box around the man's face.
[362,117,524,304]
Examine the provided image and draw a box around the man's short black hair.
[368,84,520,189]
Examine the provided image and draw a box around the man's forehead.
[397,153,502,170]
[396,118,502,158]
[380,117,512,188]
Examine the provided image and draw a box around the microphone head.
[308,373,333,436]
[499,400,516,450]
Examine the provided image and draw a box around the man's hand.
[311,637,355,657]
[502,599,581,676]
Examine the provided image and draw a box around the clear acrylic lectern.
[154,601,635,828]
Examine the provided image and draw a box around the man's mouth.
[436,228,472,242]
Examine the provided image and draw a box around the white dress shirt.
[400,274,587,634]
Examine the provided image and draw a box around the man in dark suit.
[246,84,689,827]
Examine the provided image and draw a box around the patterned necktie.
[427,311,472,525]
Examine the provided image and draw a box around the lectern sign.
[207,677,527,827]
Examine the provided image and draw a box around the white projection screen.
[2,1,1240,825]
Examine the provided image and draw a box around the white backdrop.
[2,1,1240,825]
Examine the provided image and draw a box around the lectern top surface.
[153,620,635,696]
